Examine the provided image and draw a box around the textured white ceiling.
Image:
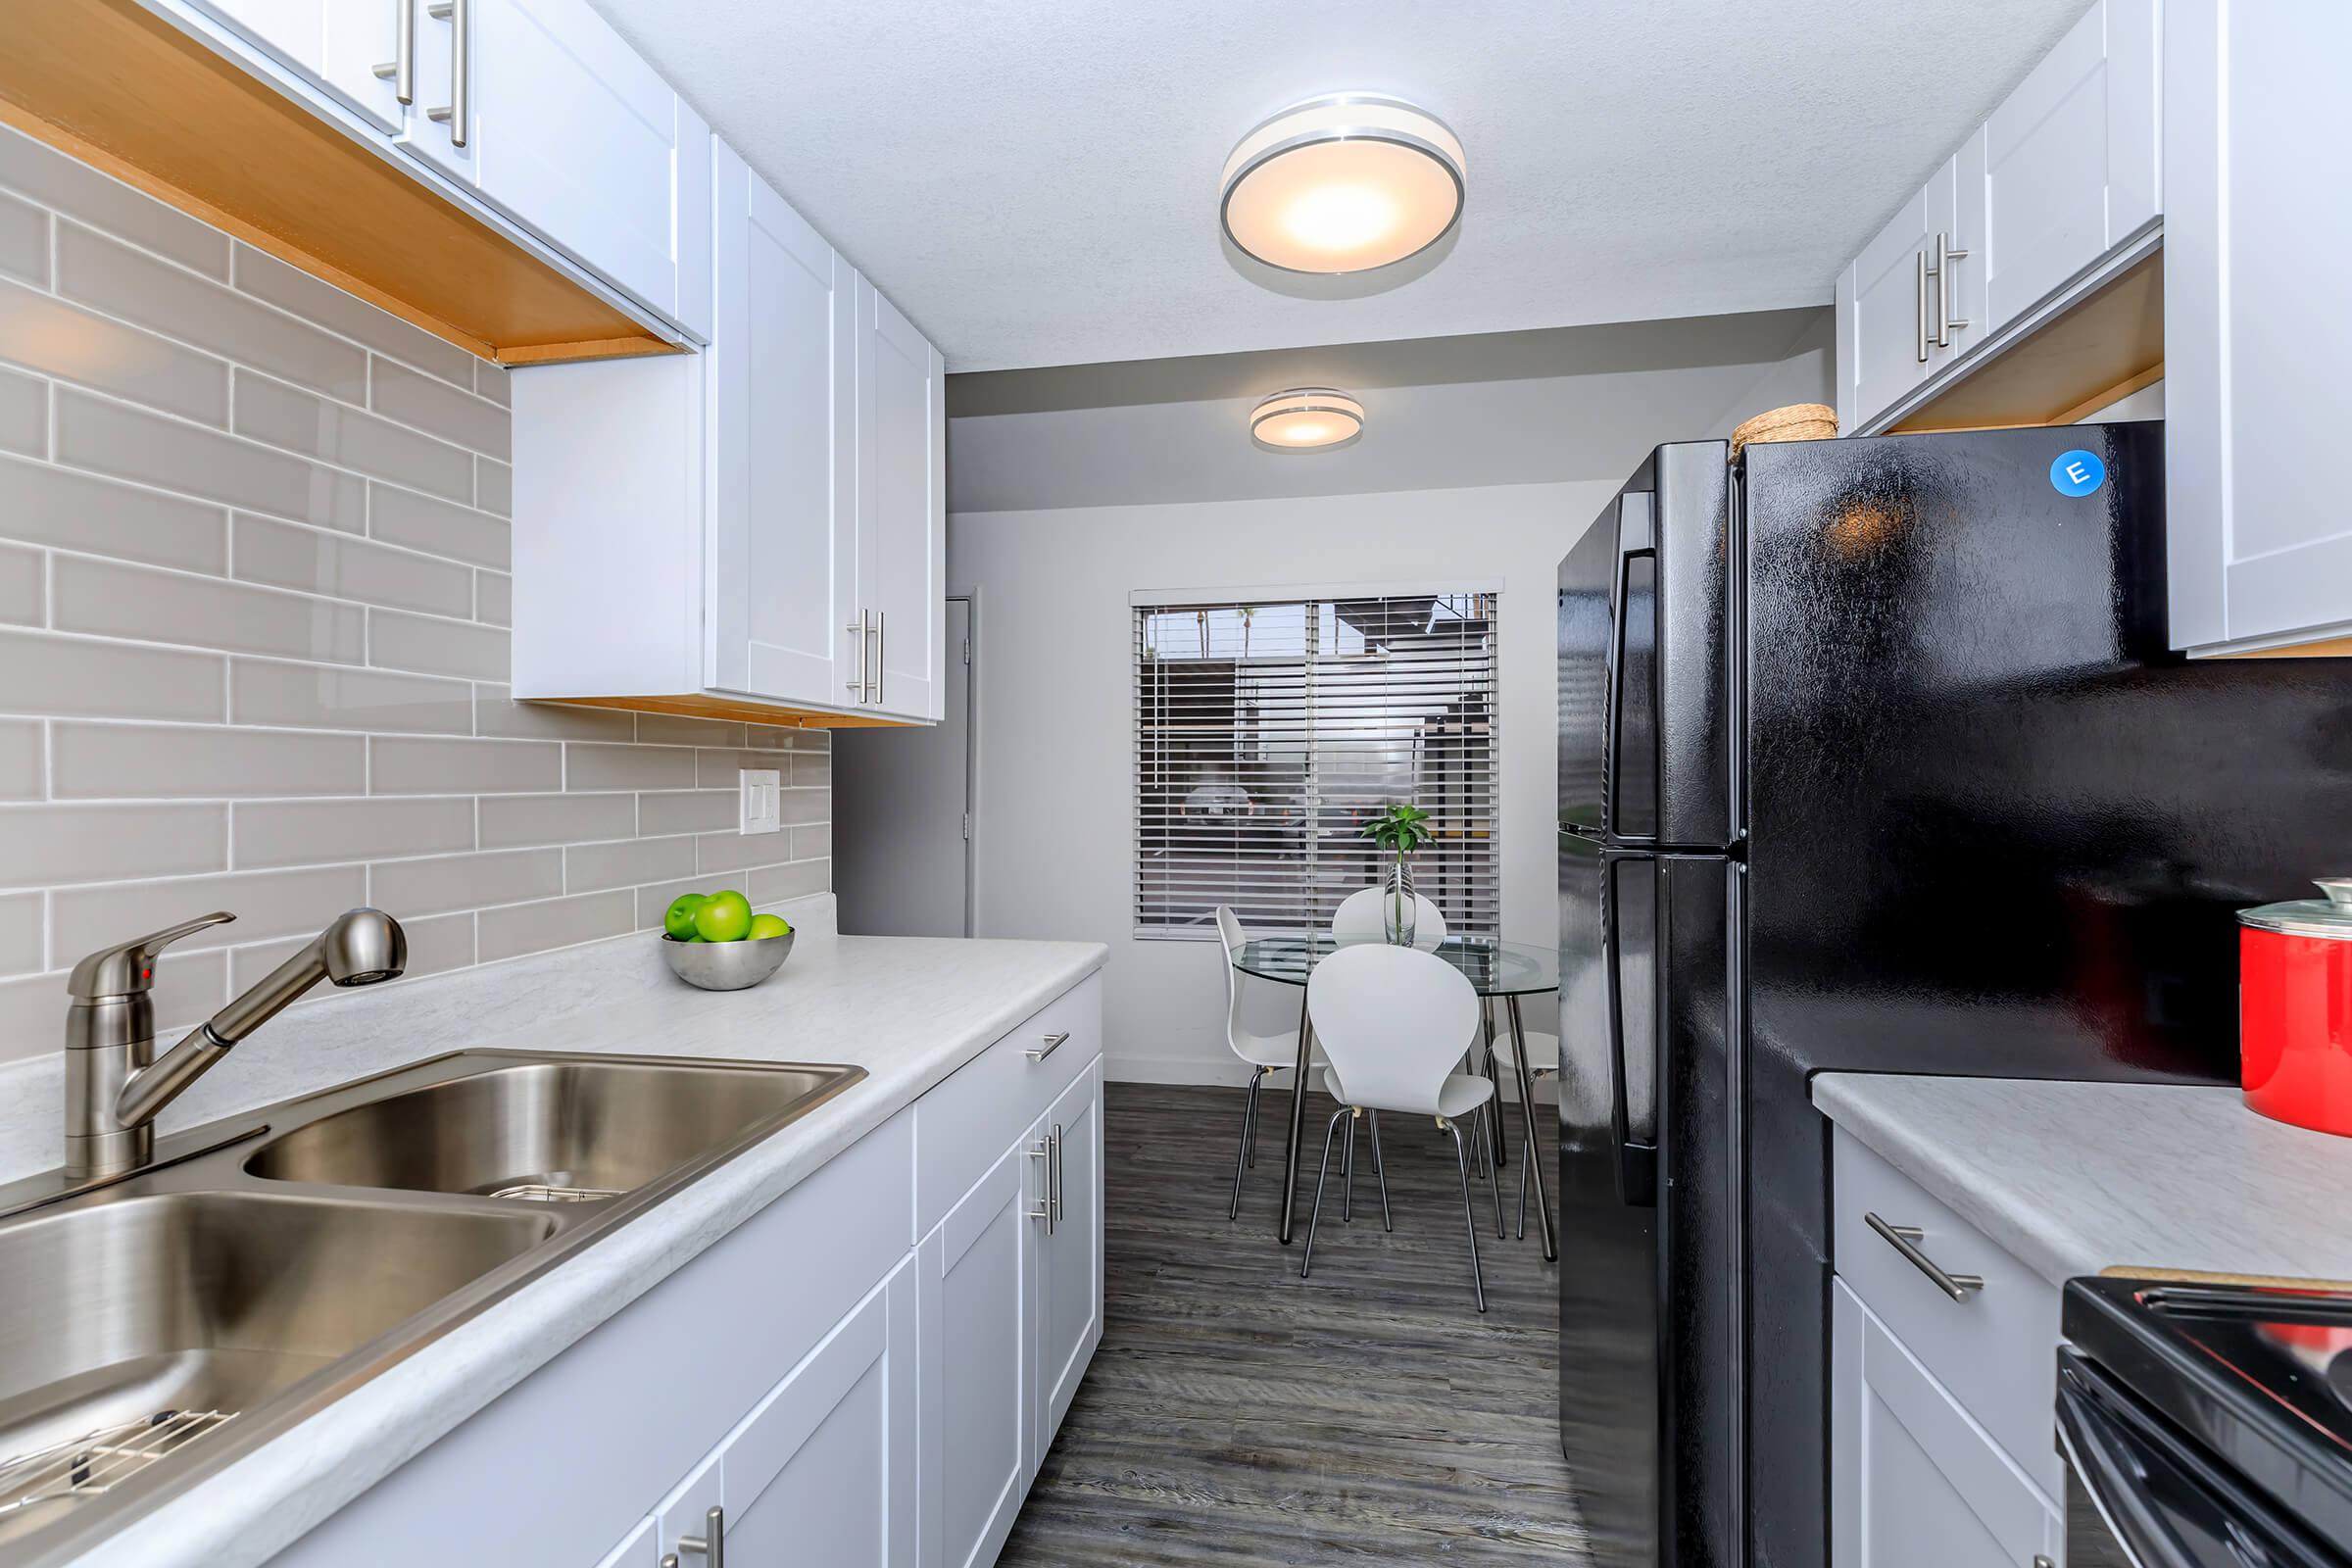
[590,0,2089,372]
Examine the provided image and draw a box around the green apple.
[662,893,709,941]
[694,889,754,943]
[748,912,791,941]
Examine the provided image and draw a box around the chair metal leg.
[1443,1118,1488,1313]
[1481,999,1507,1168]
[1343,1109,1357,1224]
[1229,1067,1264,1221]
[1483,1104,1505,1239]
[1244,1069,1262,1168]
[1299,1105,1350,1279]
[1368,1110,1393,1232]
[1516,1131,1533,1240]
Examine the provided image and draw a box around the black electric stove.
[2060,1276,2352,1566]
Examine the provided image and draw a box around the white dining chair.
[1301,944,1503,1311]
[1216,906,1310,1220]
[1489,1019,1560,1239]
[1330,885,1446,950]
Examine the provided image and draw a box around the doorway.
[831,595,976,936]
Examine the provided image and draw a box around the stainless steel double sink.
[0,1050,864,1562]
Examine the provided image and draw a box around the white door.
[917,1140,1035,1568]
[856,275,944,722]
[1033,1059,1103,1462]
[402,0,711,335]
[717,1259,918,1567]
[708,141,857,708]
[1830,1282,2060,1568]
[2167,0,2352,654]
[832,597,974,936]
[1836,159,1956,432]
[1975,0,2159,339]
[187,0,407,132]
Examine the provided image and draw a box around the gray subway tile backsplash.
[55,222,366,406]
[0,148,826,1001]
[0,272,229,425]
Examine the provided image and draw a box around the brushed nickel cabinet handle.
[1915,249,1930,364]
[676,1505,723,1566]
[372,0,416,104]
[1050,1123,1064,1226]
[1028,1138,1054,1232]
[424,0,467,148]
[1931,232,1972,347]
[875,610,886,706]
[1025,1031,1070,1062]
[1866,1211,1984,1301]
[846,613,866,698]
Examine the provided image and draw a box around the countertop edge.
[1811,1071,2089,1288]
[91,939,1109,1568]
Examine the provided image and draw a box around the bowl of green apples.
[659,888,795,991]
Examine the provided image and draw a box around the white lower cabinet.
[270,973,1102,1568]
[920,1139,1034,1568]
[1832,1283,2063,1568]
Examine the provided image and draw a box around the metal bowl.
[660,929,794,991]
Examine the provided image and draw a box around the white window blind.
[1134,590,1499,938]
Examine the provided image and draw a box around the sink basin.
[244,1057,862,1200]
[0,1192,554,1548]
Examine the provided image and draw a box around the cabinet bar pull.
[424,0,468,148]
[1028,1138,1054,1232]
[847,613,866,698]
[1050,1123,1063,1226]
[1865,1211,1984,1301]
[668,1505,723,1567]
[372,0,416,104]
[875,610,886,706]
[1914,249,1930,364]
[1931,232,1972,347]
[1026,1031,1070,1062]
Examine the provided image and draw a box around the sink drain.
[0,1409,234,1517]
[484,1182,621,1203]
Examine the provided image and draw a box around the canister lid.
[2240,880,2352,939]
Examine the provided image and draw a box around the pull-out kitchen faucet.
[63,908,407,1178]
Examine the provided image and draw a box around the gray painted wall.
[947,308,1833,514]
[939,310,1834,1082]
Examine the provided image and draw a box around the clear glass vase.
[1383,860,1417,946]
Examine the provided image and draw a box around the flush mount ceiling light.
[1220,93,1466,273]
[1250,388,1365,452]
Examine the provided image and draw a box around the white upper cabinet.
[1835,0,2160,435]
[856,277,947,723]
[513,137,945,727]
[185,0,408,132]
[402,0,712,339]
[2166,0,2352,655]
[1835,157,1960,433]
[709,142,857,707]
[1971,0,2159,339]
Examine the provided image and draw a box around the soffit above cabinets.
[0,0,677,366]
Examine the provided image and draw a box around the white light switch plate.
[739,768,781,835]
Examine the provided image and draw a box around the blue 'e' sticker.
[2050,449,2106,498]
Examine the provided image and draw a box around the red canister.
[2240,879,2352,1136]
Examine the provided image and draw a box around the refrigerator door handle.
[1603,544,1658,848]
[1600,849,1660,1208]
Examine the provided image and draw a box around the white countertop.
[0,897,1104,1568]
[1813,1072,2352,1289]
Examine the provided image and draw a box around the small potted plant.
[1360,803,1434,945]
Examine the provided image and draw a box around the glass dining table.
[1229,934,1560,1259]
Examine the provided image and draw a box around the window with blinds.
[1134,590,1499,939]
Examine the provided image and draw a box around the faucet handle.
[66,911,235,1001]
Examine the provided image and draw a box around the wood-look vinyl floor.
[1001,1082,1589,1566]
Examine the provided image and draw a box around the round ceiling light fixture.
[1250,388,1365,452]
[1220,93,1466,273]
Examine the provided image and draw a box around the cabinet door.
[856,275,945,722]
[714,1257,918,1567]
[187,0,407,132]
[2167,0,2352,654]
[1976,0,2160,337]
[918,1139,1037,1568]
[1831,1282,2060,1568]
[708,141,857,708]
[1835,158,1955,432]
[1033,1059,1102,1463]
[404,0,711,335]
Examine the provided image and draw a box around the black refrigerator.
[1554,422,2352,1568]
